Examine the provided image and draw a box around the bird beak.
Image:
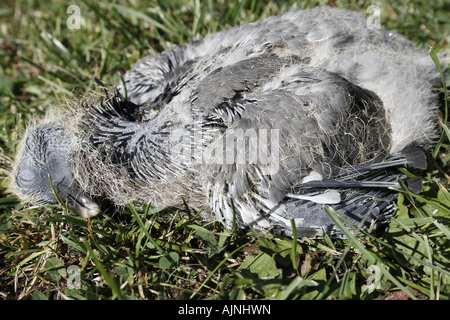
[68,193,101,219]
[56,183,101,219]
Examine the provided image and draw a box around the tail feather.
[279,187,397,238]
[280,169,410,237]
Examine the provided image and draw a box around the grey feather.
[10,7,443,237]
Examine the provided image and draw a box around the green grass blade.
[128,203,197,253]
[82,238,126,300]
[290,219,300,276]
[278,276,318,300]
[127,203,164,254]
[189,243,248,299]
[429,47,449,159]
[324,206,417,300]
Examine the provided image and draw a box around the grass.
[0,0,449,300]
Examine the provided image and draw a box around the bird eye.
[16,168,35,185]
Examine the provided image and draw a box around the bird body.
[10,7,442,237]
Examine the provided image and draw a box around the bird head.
[11,123,100,218]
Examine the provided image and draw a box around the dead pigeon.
[10,7,442,237]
